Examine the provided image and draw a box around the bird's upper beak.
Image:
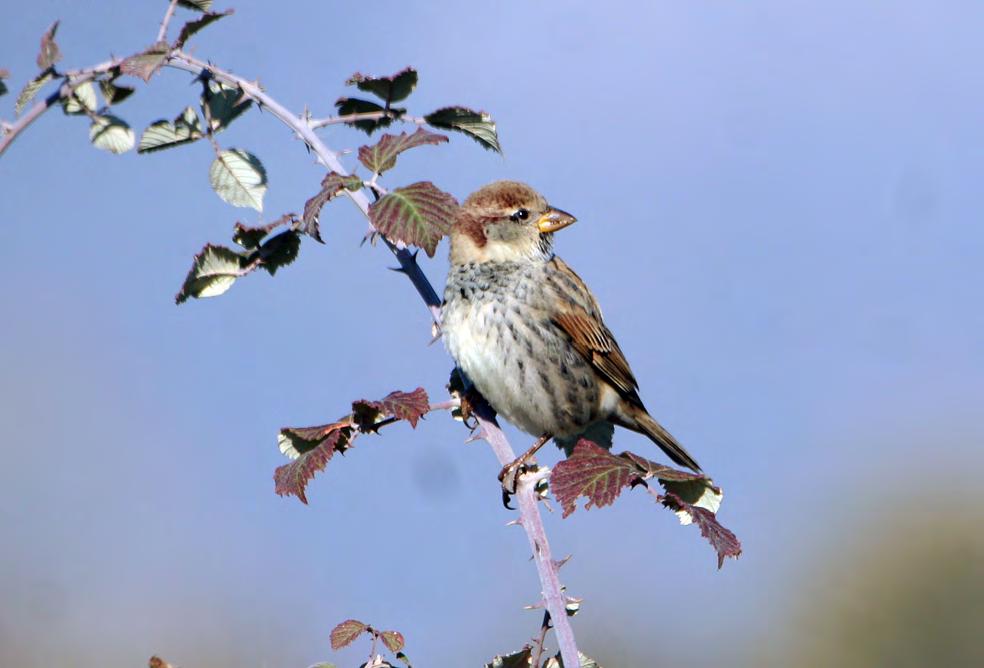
[536,207,577,233]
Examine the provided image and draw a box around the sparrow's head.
[450,180,576,264]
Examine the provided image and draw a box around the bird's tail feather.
[633,409,702,473]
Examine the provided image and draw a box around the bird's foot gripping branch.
[2,3,740,666]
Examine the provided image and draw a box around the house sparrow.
[442,181,701,474]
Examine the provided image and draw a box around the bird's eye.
[510,208,530,222]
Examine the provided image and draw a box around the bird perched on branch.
[442,181,701,477]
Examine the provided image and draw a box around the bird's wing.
[548,257,642,402]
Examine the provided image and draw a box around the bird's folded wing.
[552,310,640,399]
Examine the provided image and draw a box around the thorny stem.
[472,403,579,666]
[157,0,179,43]
[0,37,582,668]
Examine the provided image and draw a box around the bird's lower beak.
[537,207,577,233]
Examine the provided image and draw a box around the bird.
[441,180,701,475]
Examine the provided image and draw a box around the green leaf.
[15,68,54,115]
[301,171,364,242]
[357,128,448,175]
[175,244,246,304]
[424,106,501,153]
[177,0,213,11]
[0,68,9,97]
[202,79,252,132]
[209,149,267,211]
[98,79,135,105]
[37,21,62,70]
[334,97,402,135]
[61,81,97,115]
[138,106,203,153]
[368,182,458,257]
[175,9,234,48]
[346,67,417,105]
[484,647,532,668]
[120,41,169,82]
[89,114,135,154]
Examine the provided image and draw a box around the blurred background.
[2,1,982,666]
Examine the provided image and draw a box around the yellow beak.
[536,207,577,233]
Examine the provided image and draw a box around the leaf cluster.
[275,388,430,504]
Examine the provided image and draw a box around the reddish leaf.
[352,388,429,431]
[619,450,707,483]
[377,388,429,427]
[330,619,369,650]
[379,630,405,653]
[368,182,458,257]
[274,427,352,504]
[37,21,62,70]
[551,439,641,517]
[358,128,448,175]
[663,492,742,569]
[346,67,417,105]
[121,42,169,82]
[301,171,364,242]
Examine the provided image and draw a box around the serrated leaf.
[368,182,458,257]
[62,81,97,115]
[89,114,135,154]
[257,230,300,276]
[37,21,61,70]
[334,97,402,135]
[301,171,363,242]
[175,244,246,304]
[358,128,448,175]
[209,149,267,211]
[484,647,532,668]
[274,426,353,504]
[121,42,169,82]
[424,106,501,153]
[138,106,203,153]
[329,619,370,650]
[379,630,405,653]
[352,388,429,432]
[202,79,252,132]
[551,439,640,517]
[98,79,135,105]
[278,421,350,459]
[178,0,213,11]
[15,69,54,115]
[662,492,742,569]
[346,67,417,105]
[176,9,234,48]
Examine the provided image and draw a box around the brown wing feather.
[547,258,642,404]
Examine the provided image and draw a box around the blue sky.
[2,1,983,666]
